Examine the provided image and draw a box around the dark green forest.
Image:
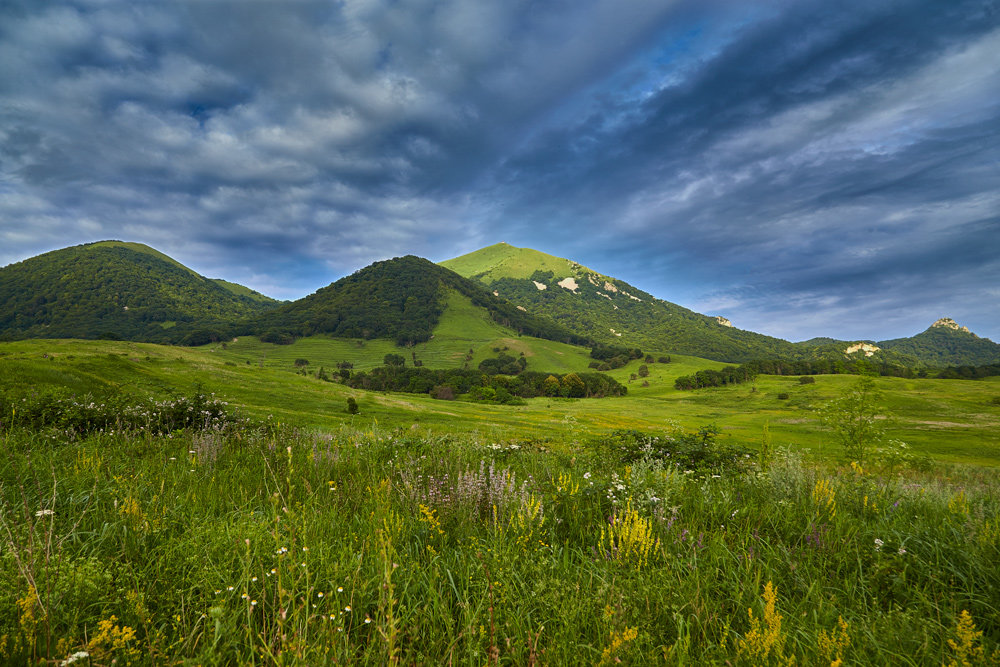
[345,365,626,400]
[0,242,277,343]
[879,325,1000,367]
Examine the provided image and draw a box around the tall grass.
[1,410,998,664]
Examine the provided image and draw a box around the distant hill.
[441,243,807,363]
[879,318,1000,367]
[249,255,590,347]
[442,244,1000,367]
[4,241,997,368]
[0,241,279,343]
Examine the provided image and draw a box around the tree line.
[345,366,626,400]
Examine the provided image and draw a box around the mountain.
[878,318,1000,367]
[441,243,808,363]
[0,240,279,343]
[442,244,1000,367]
[249,255,590,347]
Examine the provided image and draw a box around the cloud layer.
[1,0,998,341]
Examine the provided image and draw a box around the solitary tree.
[383,353,406,367]
[820,373,888,464]
[561,372,586,398]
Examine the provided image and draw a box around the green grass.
[2,338,1000,663]
[2,339,998,466]
[203,291,595,374]
[1,418,997,664]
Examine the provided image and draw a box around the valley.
[2,241,999,664]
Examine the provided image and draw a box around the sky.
[1,0,998,343]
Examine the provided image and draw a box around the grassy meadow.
[1,334,999,664]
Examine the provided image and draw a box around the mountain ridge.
[1,240,997,367]
[247,254,591,348]
[441,243,999,367]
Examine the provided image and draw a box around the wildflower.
[344,605,352,612]
[301,562,307,568]
[35,509,54,517]
[251,600,257,606]
[214,590,221,595]
[364,616,372,624]
[61,651,90,666]
[317,592,324,598]
[251,576,257,582]
[337,586,344,593]
[270,568,277,574]
[242,594,248,600]
[227,586,235,591]
[583,472,592,479]
[302,546,308,552]
[898,547,907,555]
[874,538,884,551]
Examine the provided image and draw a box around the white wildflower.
[61,651,90,666]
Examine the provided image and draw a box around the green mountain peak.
[0,241,278,343]
[442,243,599,284]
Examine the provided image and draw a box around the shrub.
[0,387,239,435]
[430,385,455,400]
[592,426,754,475]
[260,330,295,345]
[346,397,359,414]
[799,376,816,384]
[777,392,790,400]
[294,358,309,367]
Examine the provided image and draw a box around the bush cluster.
[0,387,238,436]
[592,426,755,475]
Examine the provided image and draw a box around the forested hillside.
[249,255,592,347]
[443,244,805,362]
[444,244,1000,367]
[879,320,1000,367]
[0,241,278,343]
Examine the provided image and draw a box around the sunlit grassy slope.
[3,335,998,465]
[202,291,606,374]
[440,242,588,283]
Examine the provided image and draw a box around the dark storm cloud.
[483,0,1000,339]
[0,0,997,339]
